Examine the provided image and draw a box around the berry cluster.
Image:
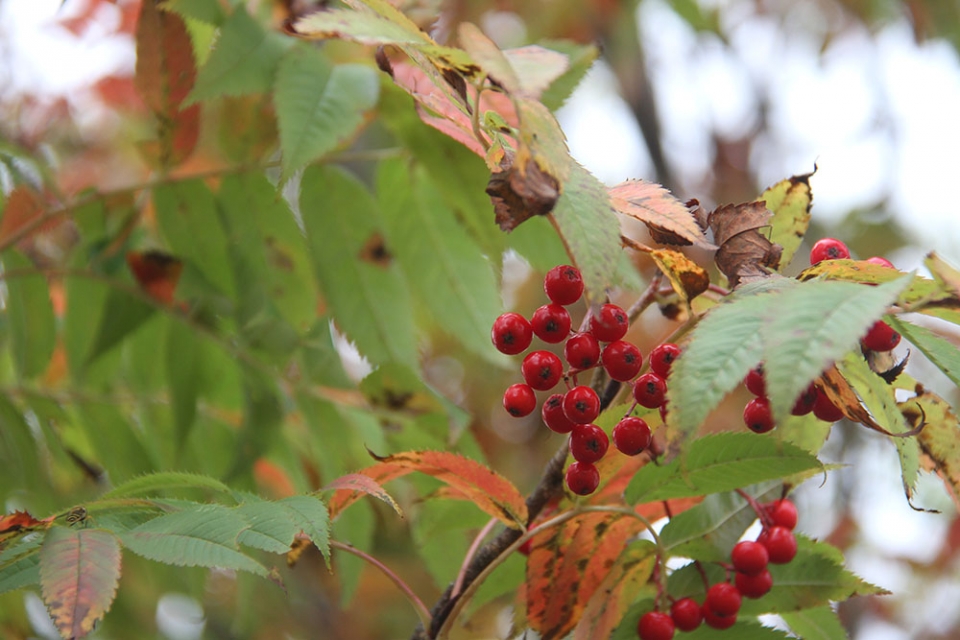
[492,265,681,496]
[637,498,800,639]
[740,238,901,434]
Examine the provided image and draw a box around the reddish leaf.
[135,0,199,168]
[0,510,48,548]
[0,186,44,247]
[609,180,714,249]
[572,541,657,640]
[39,527,122,640]
[324,472,403,520]
[526,512,644,639]
[328,451,527,528]
[125,250,183,305]
[93,75,144,111]
[708,201,782,288]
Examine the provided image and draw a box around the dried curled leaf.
[486,154,560,231]
[708,201,782,288]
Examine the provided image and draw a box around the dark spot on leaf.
[358,232,392,267]
[441,68,468,106]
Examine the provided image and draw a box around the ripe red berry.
[637,611,675,640]
[601,340,643,381]
[702,607,737,630]
[544,265,584,306]
[812,388,845,423]
[518,538,532,556]
[589,303,629,342]
[735,569,773,599]
[530,304,572,343]
[563,385,601,424]
[564,333,601,370]
[503,383,536,417]
[731,540,769,576]
[521,350,563,391]
[743,397,775,434]
[491,312,533,355]
[633,372,667,409]
[669,597,702,632]
[649,343,681,377]
[791,383,817,416]
[570,423,609,464]
[612,417,651,456]
[704,582,742,617]
[866,256,894,268]
[565,461,600,495]
[759,526,797,564]
[861,320,901,352]
[765,499,798,530]
[541,393,576,434]
[810,237,850,264]
[744,366,766,397]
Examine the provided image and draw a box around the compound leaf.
[3,250,55,378]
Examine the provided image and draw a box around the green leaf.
[377,159,503,364]
[837,351,920,498]
[332,499,374,605]
[76,402,156,483]
[276,495,331,563]
[236,498,301,554]
[668,620,791,639]
[0,395,43,495]
[3,250,55,378]
[164,0,226,25]
[39,527,122,639]
[659,483,782,562]
[761,171,813,271]
[299,164,418,368]
[551,160,625,304]
[275,46,378,180]
[120,504,269,577]
[624,433,821,504]
[781,606,849,640]
[100,471,237,501]
[762,276,912,422]
[186,7,289,104]
[888,317,960,387]
[166,320,201,451]
[0,539,41,596]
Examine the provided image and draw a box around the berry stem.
[331,540,432,628]
[735,487,774,528]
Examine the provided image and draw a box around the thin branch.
[451,517,497,599]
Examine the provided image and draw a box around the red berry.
[812,388,844,423]
[542,393,576,434]
[702,607,737,630]
[866,256,894,268]
[765,499,798,530]
[612,417,651,455]
[503,383,536,417]
[669,597,702,632]
[810,238,850,264]
[861,320,901,352]
[601,340,643,381]
[743,397,775,434]
[570,423,609,464]
[704,582,741,617]
[518,538,532,556]
[735,569,772,599]
[531,304,572,343]
[791,383,817,416]
[759,526,797,564]
[744,366,766,397]
[491,312,533,355]
[589,304,629,342]
[637,611,675,640]
[731,540,769,576]
[564,333,601,370]
[633,372,667,409]
[649,343,681,377]
[521,350,563,391]
[565,461,600,495]
[544,265,584,306]
[563,386,601,424]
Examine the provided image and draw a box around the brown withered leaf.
[818,366,922,438]
[609,180,714,248]
[486,154,559,231]
[709,201,782,288]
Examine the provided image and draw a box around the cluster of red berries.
[637,498,800,639]
[492,265,681,497]
[740,238,902,434]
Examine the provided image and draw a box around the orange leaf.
[125,250,183,305]
[40,527,122,640]
[325,472,404,520]
[0,510,45,543]
[0,186,44,246]
[609,180,714,249]
[573,541,657,640]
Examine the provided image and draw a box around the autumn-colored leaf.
[0,511,47,547]
[925,251,960,300]
[324,472,403,520]
[623,239,710,304]
[902,390,960,507]
[125,250,183,305]
[135,0,199,168]
[609,179,714,249]
[0,186,44,247]
[486,153,560,231]
[708,201,782,287]
[526,512,644,639]
[39,527,122,640]
[760,170,814,270]
[817,365,920,439]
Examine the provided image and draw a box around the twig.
[451,517,497,598]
